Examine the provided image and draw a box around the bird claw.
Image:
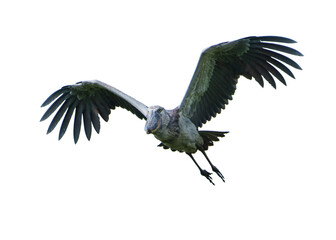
[211,165,225,182]
[200,169,215,185]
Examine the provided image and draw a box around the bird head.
[144,106,169,135]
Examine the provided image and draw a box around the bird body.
[146,106,203,153]
[41,36,302,184]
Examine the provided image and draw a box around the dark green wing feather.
[179,36,303,127]
[41,80,148,143]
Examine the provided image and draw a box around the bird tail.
[198,130,229,151]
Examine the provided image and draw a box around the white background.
[1,0,335,239]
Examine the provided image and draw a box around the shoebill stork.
[41,36,302,185]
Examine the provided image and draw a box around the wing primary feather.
[251,36,297,43]
[83,100,92,140]
[247,56,277,88]
[254,64,275,88]
[244,60,264,87]
[90,102,100,134]
[74,101,85,143]
[264,61,286,85]
[47,97,75,134]
[246,53,288,84]
[41,88,69,107]
[264,56,296,78]
[257,42,303,56]
[40,93,71,121]
[59,98,79,140]
[252,48,302,70]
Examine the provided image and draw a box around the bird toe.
[200,169,215,185]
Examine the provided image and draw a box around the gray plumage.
[41,36,303,184]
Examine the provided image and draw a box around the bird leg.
[186,153,214,185]
[200,150,225,182]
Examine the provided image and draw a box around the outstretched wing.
[41,80,148,143]
[179,36,303,128]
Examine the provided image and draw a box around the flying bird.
[41,36,303,185]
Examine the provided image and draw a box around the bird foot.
[200,169,215,185]
[211,165,225,182]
